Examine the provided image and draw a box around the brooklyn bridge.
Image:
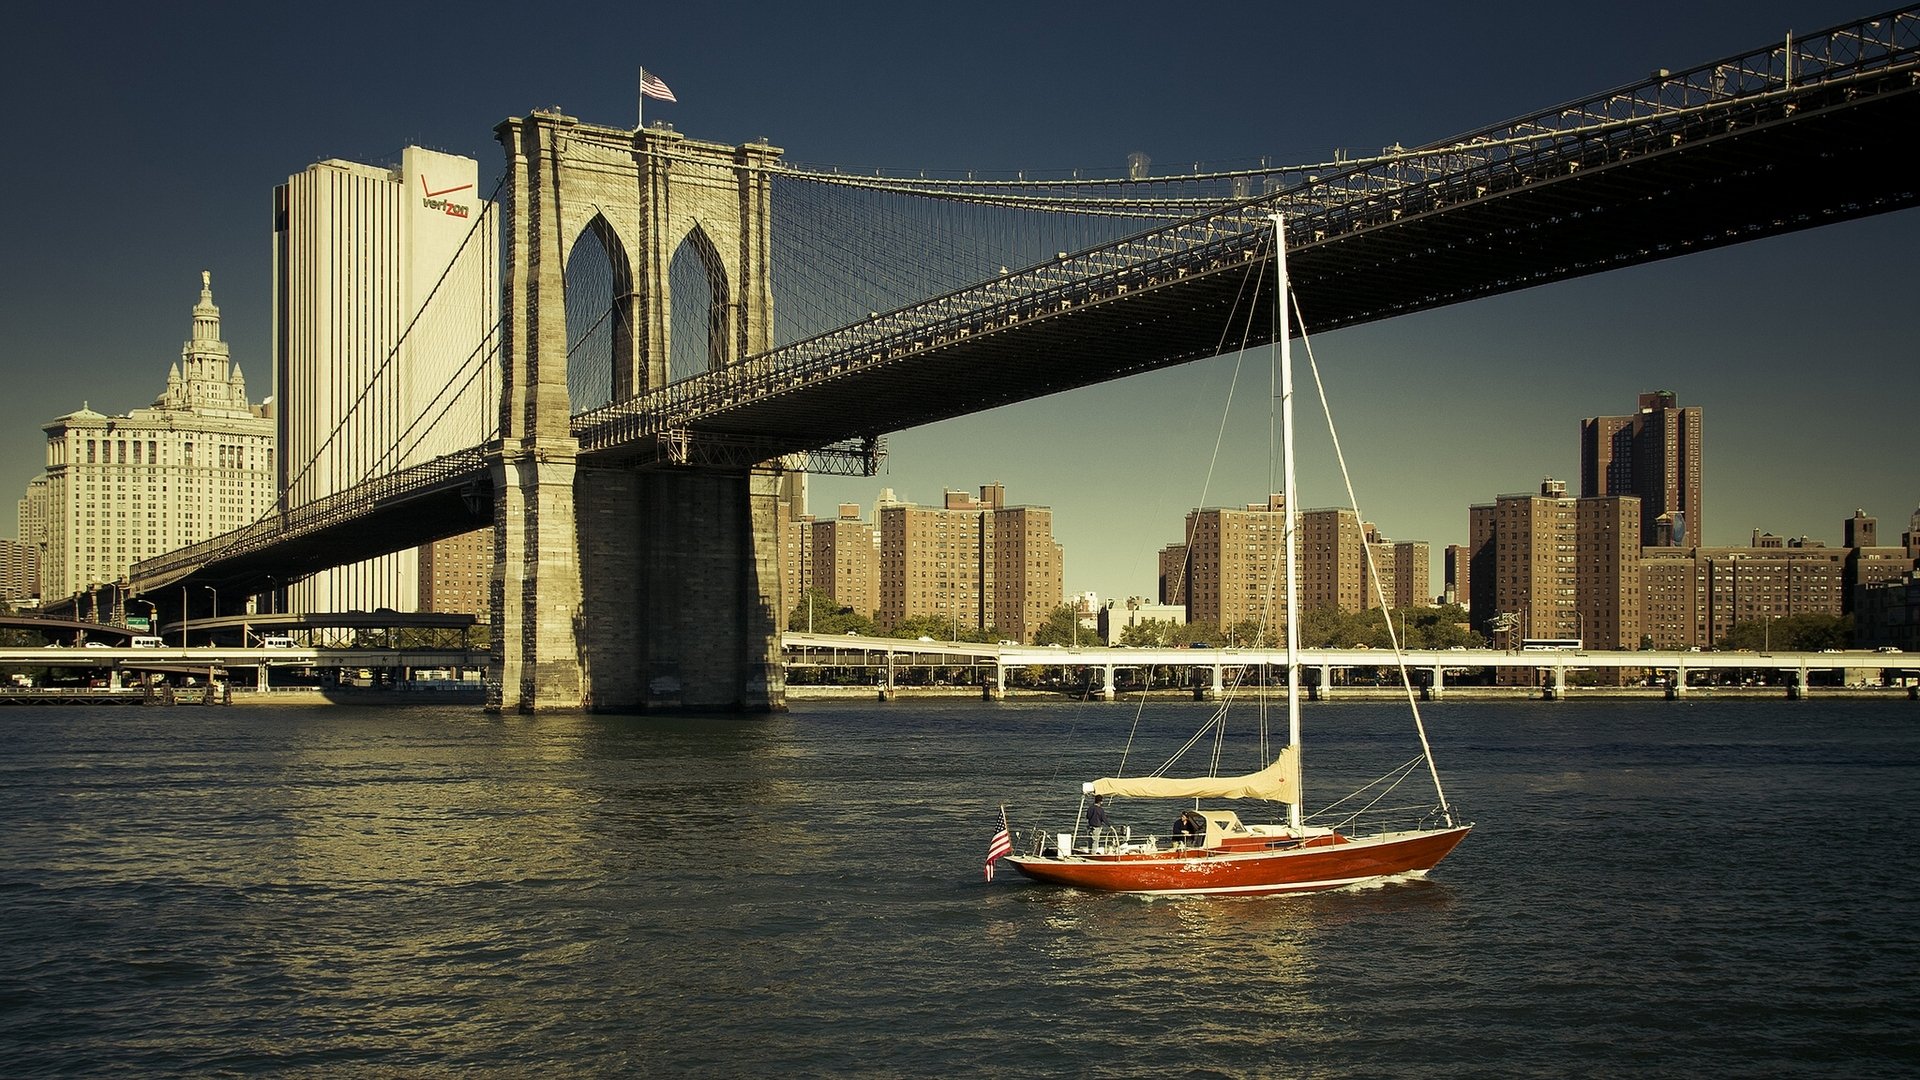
[97,7,1920,711]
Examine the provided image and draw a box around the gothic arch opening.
[667,224,732,382]
[564,215,635,412]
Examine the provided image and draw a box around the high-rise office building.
[782,503,881,621]
[1856,573,1920,652]
[990,503,1060,641]
[1467,479,1641,649]
[1170,497,1420,632]
[1638,509,1915,648]
[1365,537,1397,610]
[1299,507,1368,614]
[417,529,491,620]
[1443,543,1471,609]
[1580,390,1703,547]
[16,476,48,597]
[1467,504,1496,623]
[876,485,1061,642]
[1839,508,1915,615]
[1176,496,1287,632]
[1398,541,1431,608]
[1361,522,1432,611]
[273,147,499,614]
[32,274,276,606]
[814,505,881,618]
[780,506,817,616]
[1845,543,1915,615]
[0,539,36,602]
[1157,543,1189,607]
[1640,544,1846,649]
[1575,496,1643,650]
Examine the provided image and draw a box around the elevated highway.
[783,635,1916,700]
[1,646,488,693]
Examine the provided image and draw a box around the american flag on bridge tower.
[640,69,677,102]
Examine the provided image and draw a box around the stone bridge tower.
[490,112,787,712]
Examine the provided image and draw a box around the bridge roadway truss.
[576,8,1918,462]
[121,8,1920,703]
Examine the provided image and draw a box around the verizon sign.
[420,175,474,219]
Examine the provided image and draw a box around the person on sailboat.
[1174,811,1206,846]
[1086,794,1112,846]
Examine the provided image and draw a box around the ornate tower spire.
[182,270,231,374]
[173,271,239,410]
[192,270,221,345]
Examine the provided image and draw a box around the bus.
[1521,637,1583,651]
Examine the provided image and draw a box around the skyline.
[2,2,1913,603]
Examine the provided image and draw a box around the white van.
[130,636,166,648]
[259,635,296,649]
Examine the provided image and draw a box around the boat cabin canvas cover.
[1084,746,1298,803]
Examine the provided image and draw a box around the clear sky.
[2,1,1912,603]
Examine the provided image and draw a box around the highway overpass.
[782,636,1915,700]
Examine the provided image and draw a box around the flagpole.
[637,67,676,134]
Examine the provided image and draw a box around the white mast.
[1273,213,1303,833]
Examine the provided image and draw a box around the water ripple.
[1,700,1916,1076]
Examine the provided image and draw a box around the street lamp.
[200,586,218,647]
[128,599,157,633]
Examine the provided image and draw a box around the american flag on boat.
[984,807,1012,881]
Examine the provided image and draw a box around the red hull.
[1006,825,1472,896]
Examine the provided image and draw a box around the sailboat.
[1002,215,1471,896]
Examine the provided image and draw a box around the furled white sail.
[1085,746,1297,803]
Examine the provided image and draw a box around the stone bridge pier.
[489,111,788,712]
[573,468,786,710]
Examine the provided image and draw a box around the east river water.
[1,697,1916,1077]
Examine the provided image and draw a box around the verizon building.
[273,147,499,614]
